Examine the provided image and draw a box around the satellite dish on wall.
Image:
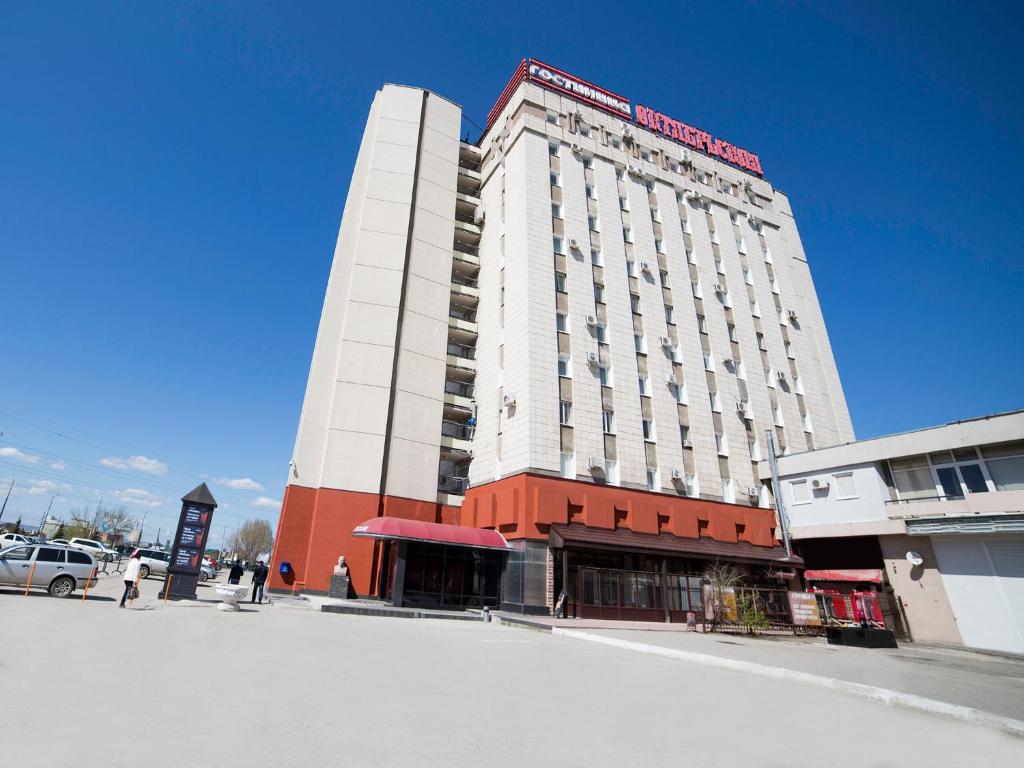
[905,551,924,567]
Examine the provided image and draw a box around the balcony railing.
[447,343,475,360]
[437,477,470,495]
[441,421,474,440]
[445,381,474,398]
[449,308,477,323]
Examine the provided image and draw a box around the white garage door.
[932,536,1024,654]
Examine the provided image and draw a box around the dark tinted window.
[4,546,34,561]
[67,550,92,565]
[36,548,65,563]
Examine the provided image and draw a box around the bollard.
[482,606,491,623]
[23,562,36,597]
[81,566,97,603]
[163,575,173,604]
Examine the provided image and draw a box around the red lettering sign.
[633,103,763,177]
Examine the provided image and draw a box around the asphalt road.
[1,576,1022,767]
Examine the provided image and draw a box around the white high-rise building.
[270,60,853,618]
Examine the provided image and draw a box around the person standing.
[250,560,268,604]
[228,560,244,585]
[119,552,142,608]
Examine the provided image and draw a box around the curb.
[551,628,1024,738]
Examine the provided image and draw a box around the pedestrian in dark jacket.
[228,561,244,584]
[251,560,269,604]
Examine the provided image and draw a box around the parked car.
[202,555,219,571]
[0,543,98,597]
[130,548,171,579]
[67,537,117,562]
[0,533,34,549]
[199,563,217,582]
[50,538,69,545]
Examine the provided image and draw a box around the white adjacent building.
[771,409,1024,653]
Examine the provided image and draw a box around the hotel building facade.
[269,60,855,617]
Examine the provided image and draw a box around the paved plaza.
[1,575,1022,767]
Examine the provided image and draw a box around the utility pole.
[90,496,103,539]
[137,511,148,544]
[0,479,13,524]
[765,429,793,560]
[40,492,60,535]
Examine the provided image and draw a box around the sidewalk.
[541,623,1024,724]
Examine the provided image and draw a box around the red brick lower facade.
[269,473,779,597]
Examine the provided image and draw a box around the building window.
[559,401,572,426]
[981,444,1024,491]
[646,468,659,491]
[615,166,624,180]
[691,281,702,298]
[697,314,708,334]
[634,334,646,353]
[665,305,675,324]
[585,184,595,199]
[655,239,664,254]
[553,236,564,254]
[630,294,641,313]
[581,155,593,169]
[598,365,611,386]
[560,452,575,479]
[641,149,651,161]
[556,312,568,333]
[626,260,638,278]
[728,323,738,343]
[660,270,670,287]
[642,419,656,441]
[611,136,621,149]
[588,215,599,232]
[548,141,560,156]
[555,272,567,292]
[790,479,810,505]
[834,472,857,499]
[602,410,615,434]
[773,405,784,426]
[710,391,721,412]
[595,324,607,343]
[715,432,728,456]
[547,110,559,125]
[594,283,605,303]
[591,248,602,266]
[748,438,761,462]
[671,382,685,404]
[703,352,713,371]
[889,456,936,501]
[722,479,736,503]
[550,170,560,187]
[605,460,619,485]
[638,375,649,396]
[680,424,691,445]
[757,332,767,351]
[686,474,698,497]
[579,124,591,138]
[623,227,633,243]
[557,354,571,378]
[552,203,563,219]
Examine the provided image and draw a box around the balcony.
[450,280,479,306]
[454,219,481,245]
[457,165,482,189]
[440,433,473,456]
[885,489,1024,521]
[455,190,482,215]
[444,380,474,399]
[446,353,476,374]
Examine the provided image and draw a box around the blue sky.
[2,1,1021,536]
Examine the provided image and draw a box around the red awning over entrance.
[352,517,510,551]
[804,569,882,584]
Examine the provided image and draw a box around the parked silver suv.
[131,548,171,579]
[67,537,117,562]
[0,544,98,597]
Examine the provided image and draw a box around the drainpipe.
[765,430,793,561]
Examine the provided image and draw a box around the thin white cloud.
[252,496,281,509]
[26,480,56,495]
[0,446,40,464]
[100,455,168,476]
[214,477,264,491]
[112,488,166,508]
[50,460,66,470]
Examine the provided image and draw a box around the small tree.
[100,505,137,542]
[65,507,93,540]
[702,561,743,633]
[55,522,66,539]
[230,519,273,562]
[13,516,22,534]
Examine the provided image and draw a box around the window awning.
[804,569,882,584]
[352,517,510,551]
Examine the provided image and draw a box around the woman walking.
[120,551,142,608]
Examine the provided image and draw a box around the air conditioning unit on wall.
[588,456,605,471]
[811,478,830,491]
